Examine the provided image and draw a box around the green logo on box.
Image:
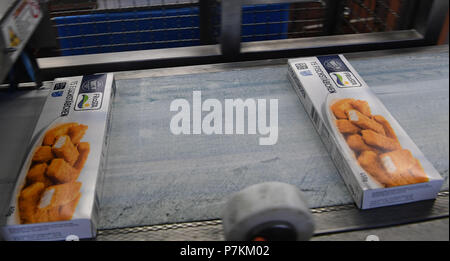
[330,72,361,88]
[75,93,102,111]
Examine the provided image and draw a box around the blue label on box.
[317,55,350,73]
[317,55,362,88]
[75,74,106,111]
[51,91,64,97]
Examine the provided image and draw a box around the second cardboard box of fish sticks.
[287,55,443,209]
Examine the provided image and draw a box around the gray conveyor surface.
[0,46,448,231]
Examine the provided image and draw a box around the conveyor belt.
[0,46,448,240]
[100,46,449,229]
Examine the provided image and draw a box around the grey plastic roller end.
[222,182,315,241]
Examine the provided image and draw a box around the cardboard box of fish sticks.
[1,73,115,240]
[287,55,443,209]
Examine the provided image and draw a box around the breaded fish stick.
[347,110,386,135]
[74,142,90,171]
[43,123,78,146]
[379,149,417,175]
[18,182,45,224]
[59,193,81,221]
[331,99,355,119]
[46,158,79,184]
[407,159,429,184]
[357,151,400,187]
[346,134,378,153]
[397,171,421,184]
[361,130,401,151]
[351,100,372,117]
[372,115,398,141]
[26,163,52,187]
[336,120,361,134]
[68,124,88,145]
[52,135,79,166]
[35,182,82,222]
[32,146,53,163]
[380,149,423,185]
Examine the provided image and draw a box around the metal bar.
[242,6,325,14]
[242,18,325,26]
[334,0,346,34]
[58,38,200,51]
[49,1,198,17]
[199,0,214,44]
[50,43,216,64]
[240,30,423,53]
[56,26,200,40]
[413,1,435,40]
[241,30,323,38]
[52,14,199,27]
[38,44,221,79]
[323,0,342,35]
[421,0,449,44]
[312,218,449,241]
[397,0,419,30]
[314,191,449,236]
[220,0,242,57]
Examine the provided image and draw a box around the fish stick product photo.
[287,55,444,209]
[0,74,115,241]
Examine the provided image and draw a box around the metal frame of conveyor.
[34,0,449,80]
